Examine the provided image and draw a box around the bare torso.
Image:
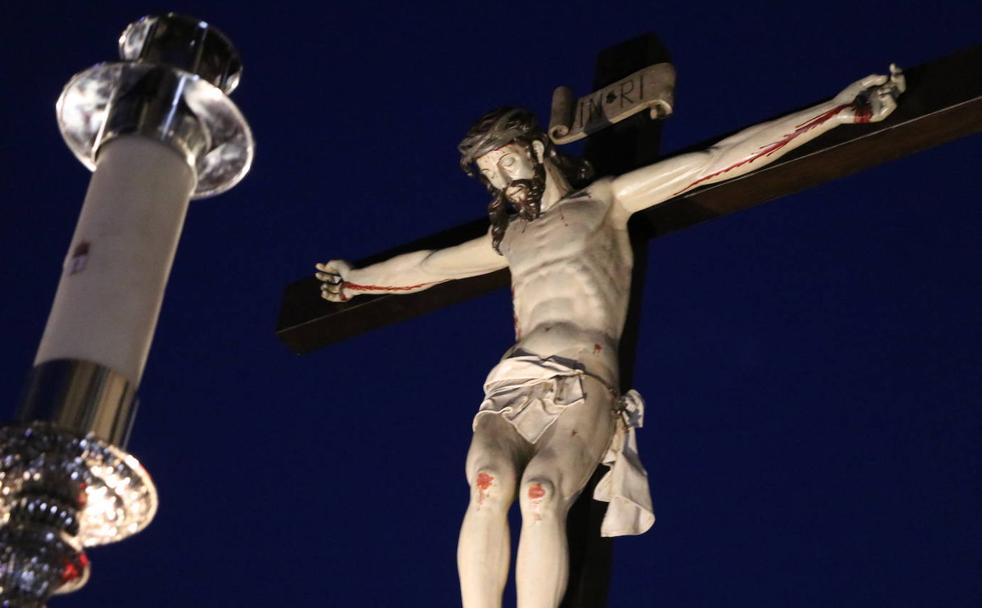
[313,73,904,608]
[500,178,631,387]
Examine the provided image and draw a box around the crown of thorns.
[458,107,542,175]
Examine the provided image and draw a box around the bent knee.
[468,468,512,511]
[519,478,560,516]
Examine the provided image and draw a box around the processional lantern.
[0,14,253,605]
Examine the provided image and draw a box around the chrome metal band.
[56,13,254,198]
[97,65,210,170]
[120,13,242,94]
[98,14,243,168]
[17,359,138,447]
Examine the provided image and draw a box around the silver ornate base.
[0,526,87,606]
[0,423,157,604]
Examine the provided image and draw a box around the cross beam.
[277,43,981,355]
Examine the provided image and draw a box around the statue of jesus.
[316,66,903,608]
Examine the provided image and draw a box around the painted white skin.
[316,68,903,608]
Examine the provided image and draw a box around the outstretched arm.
[316,231,507,302]
[612,66,905,215]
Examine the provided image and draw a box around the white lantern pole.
[0,14,253,605]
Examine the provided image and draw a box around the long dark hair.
[458,108,593,254]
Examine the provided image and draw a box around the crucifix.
[278,35,981,608]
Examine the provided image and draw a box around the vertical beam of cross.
[561,33,670,608]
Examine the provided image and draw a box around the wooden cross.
[277,37,981,607]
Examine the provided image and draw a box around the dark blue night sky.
[2,1,980,606]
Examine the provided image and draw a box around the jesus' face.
[476,141,547,220]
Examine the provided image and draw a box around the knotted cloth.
[474,355,654,536]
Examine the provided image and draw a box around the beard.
[503,160,547,221]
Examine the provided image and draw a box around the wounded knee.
[521,479,556,508]
[476,471,495,491]
[471,469,506,510]
[520,479,559,522]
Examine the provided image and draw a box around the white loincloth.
[475,355,589,443]
[595,389,654,537]
[474,355,655,537]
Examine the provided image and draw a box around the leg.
[458,414,529,608]
[516,377,615,608]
